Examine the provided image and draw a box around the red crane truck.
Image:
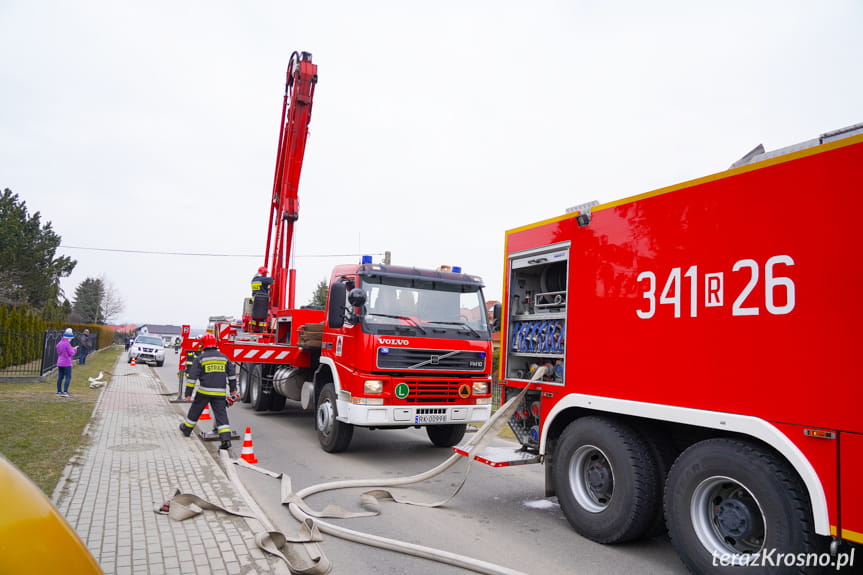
[183,51,494,452]
[485,123,863,573]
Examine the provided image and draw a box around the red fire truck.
[492,123,862,573]
[182,52,494,452]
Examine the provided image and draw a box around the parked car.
[128,335,166,367]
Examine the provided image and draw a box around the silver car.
[128,335,166,367]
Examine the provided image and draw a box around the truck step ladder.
[453,444,541,468]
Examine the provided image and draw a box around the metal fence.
[40,330,66,376]
[0,330,69,379]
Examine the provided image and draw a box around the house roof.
[137,324,184,336]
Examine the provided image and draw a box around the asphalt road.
[154,358,687,575]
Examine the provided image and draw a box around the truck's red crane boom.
[189,52,493,456]
[265,51,317,316]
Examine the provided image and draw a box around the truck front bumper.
[341,402,492,427]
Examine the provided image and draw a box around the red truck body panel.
[502,133,863,542]
[840,432,863,543]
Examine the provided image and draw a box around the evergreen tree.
[72,276,124,324]
[41,296,66,323]
[309,278,328,308]
[0,189,76,309]
[73,277,105,323]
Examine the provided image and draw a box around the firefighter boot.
[219,440,231,450]
[179,423,192,438]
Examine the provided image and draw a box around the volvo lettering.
[378,338,410,346]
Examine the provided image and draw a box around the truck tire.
[238,364,251,403]
[664,438,819,574]
[316,383,353,452]
[269,393,287,412]
[639,424,678,537]
[250,364,272,412]
[426,424,466,447]
[156,359,164,367]
[553,416,660,543]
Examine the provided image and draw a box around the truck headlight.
[364,380,384,394]
[472,381,489,395]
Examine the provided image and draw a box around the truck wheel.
[426,424,466,447]
[238,365,251,403]
[316,383,353,452]
[250,364,272,412]
[553,416,660,543]
[269,393,286,411]
[640,425,678,537]
[156,360,164,367]
[664,438,819,574]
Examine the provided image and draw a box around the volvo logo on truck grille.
[378,338,410,346]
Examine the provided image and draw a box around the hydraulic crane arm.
[265,51,317,315]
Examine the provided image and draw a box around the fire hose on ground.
[161,369,545,575]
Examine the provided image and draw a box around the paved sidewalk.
[52,356,287,575]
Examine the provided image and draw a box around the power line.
[61,245,261,257]
[59,244,383,259]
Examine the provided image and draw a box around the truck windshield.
[360,278,490,339]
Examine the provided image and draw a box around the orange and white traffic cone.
[199,404,212,421]
[130,356,136,367]
[240,427,258,464]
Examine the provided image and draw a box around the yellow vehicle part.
[0,455,102,573]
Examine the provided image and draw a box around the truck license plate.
[415,414,447,424]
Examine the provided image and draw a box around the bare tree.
[100,275,125,323]
[71,275,125,324]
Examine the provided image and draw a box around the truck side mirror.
[327,282,347,329]
[491,302,502,332]
[348,288,366,308]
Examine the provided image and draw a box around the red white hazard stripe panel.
[219,323,231,339]
[231,347,295,361]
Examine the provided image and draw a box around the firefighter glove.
[226,390,241,407]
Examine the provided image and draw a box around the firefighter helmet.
[258,266,268,275]
[200,333,217,349]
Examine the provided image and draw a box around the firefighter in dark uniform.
[179,333,239,449]
[182,337,202,398]
[251,266,274,332]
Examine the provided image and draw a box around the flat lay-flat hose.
[259,371,543,574]
[162,370,545,574]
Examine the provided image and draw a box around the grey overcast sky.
[2,1,861,328]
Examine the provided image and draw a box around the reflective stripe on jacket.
[185,348,236,397]
[251,274,274,295]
